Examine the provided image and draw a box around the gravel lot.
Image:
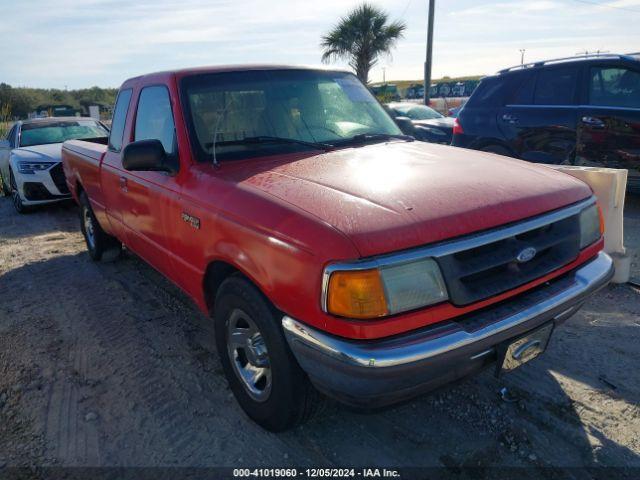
[0,192,638,476]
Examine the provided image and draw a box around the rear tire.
[79,191,121,261]
[214,276,322,431]
[481,144,513,157]
[0,173,10,197]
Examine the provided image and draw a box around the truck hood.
[13,143,62,162]
[228,141,592,257]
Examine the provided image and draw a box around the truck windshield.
[20,120,109,147]
[181,69,402,162]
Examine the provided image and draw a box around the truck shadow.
[295,341,640,471]
[1,249,638,471]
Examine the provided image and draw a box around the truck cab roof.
[120,64,350,89]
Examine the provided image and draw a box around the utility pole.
[519,49,526,65]
[382,67,386,84]
[424,0,435,105]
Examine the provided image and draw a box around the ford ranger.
[61,66,614,431]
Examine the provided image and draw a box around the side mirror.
[394,116,415,135]
[122,139,177,174]
[0,140,10,149]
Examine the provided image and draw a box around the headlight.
[18,161,55,174]
[579,203,604,249]
[324,258,448,319]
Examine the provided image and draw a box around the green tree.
[0,84,32,119]
[0,84,118,119]
[321,3,406,85]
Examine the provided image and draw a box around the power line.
[569,0,640,14]
[400,0,413,18]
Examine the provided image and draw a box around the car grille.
[23,182,59,201]
[434,210,582,306]
[49,163,69,194]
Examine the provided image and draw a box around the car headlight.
[579,203,604,249]
[18,161,55,174]
[324,258,448,319]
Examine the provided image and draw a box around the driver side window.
[135,86,176,155]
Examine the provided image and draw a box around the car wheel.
[481,145,514,157]
[0,173,10,197]
[9,169,30,214]
[79,191,122,261]
[214,276,322,431]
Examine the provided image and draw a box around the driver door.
[118,85,182,278]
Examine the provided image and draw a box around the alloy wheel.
[10,170,23,212]
[226,308,272,402]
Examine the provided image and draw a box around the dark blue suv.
[452,53,640,191]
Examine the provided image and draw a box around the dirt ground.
[0,193,639,476]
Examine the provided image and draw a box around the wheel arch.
[203,259,273,317]
[75,178,85,196]
[68,173,85,204]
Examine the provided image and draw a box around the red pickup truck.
[62,65,614,431]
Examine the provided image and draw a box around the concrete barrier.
[544,165,630,283]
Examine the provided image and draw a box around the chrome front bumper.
[282,252,614,407]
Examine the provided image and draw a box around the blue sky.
[1,0,639,88]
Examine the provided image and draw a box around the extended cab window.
[533,67,578,105]
[589,67,640,108]
[109,89,132,152]
[135,86,176,155]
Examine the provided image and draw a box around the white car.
[0,117,109,213]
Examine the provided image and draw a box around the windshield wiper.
[208,136,334,152]
[333,133,414,146]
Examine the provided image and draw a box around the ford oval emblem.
[516,247,537,263]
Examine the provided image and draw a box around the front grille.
[23,182,59,201]
[435,212,581,306]
[50,163,69,194]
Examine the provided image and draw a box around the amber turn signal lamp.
[597,204,605,236]
[327,269,388,319]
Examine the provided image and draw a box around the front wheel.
[214,276,322,431]
[1,172,10,197]
[79,191,121,261]
[9,169,30,214]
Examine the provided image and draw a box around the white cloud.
[1,0,637,88]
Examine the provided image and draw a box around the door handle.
[119,176,128,192]
[502,114,519,124]
[581,116,605,129]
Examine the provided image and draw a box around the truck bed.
[61,139,108,223]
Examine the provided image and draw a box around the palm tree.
[321,3,406,85]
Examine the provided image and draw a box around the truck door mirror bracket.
[122,139,178,175]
